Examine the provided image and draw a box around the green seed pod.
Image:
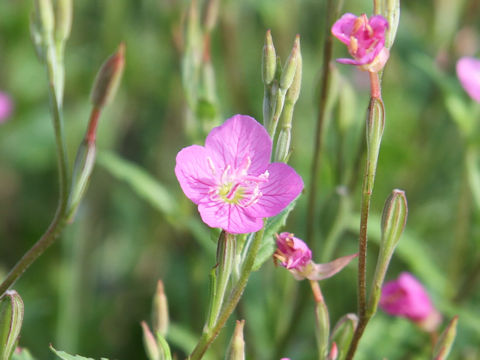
[54,0,73,43]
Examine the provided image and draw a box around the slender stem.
[306,0,336,250]
[0,40,70,296]
[369,71,381,99]
[189,228,264,360]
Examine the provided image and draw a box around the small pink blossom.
[379,272,442,331]
[331,13,389,72]
[175,115,303,234]
[456,56,480,103]
[274,232,357,281]
[0,91,13,123]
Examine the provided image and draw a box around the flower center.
[207,156,269,207]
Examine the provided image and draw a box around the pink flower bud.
[274,232,312,270]
[0,92,13,123]
[379,272,442,331]
[456,56,480,103]
[331,13,389,72]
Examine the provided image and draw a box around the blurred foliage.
[1,0,480,359]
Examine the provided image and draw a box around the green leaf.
[97,151,177,216]
[252,198,298,271]
[0,290,24,360]
[50,346,109,360]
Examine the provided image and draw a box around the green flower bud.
[0,290,24,360]
[34,0,55,39]
[330,313,358,360]
[54,0,73,43]
[225,320,245,360]
[152,280,169,337]
[141,321,160,360]
[90,43,125,109]
[365,97,385,194]
[433,316,458,360]
[262,30,276,86]
[384,0,400,49]
[280,35,300,91]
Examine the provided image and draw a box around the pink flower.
[456,57,480,103]
[331,13,389,72]
[0,91,13,123]
[175,114,303,234]
[274,232,357,281]
[379,272,442,331]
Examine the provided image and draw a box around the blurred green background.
[1,0,480,359]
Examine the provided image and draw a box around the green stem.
[0,40,69,296]
[310,281,329,360]
[189,228,264,360]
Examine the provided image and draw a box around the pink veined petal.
[355,40,385,65]
[205,114,272,175]
[336,57,363,65]
[198,202,264,234]
[306,253,358,281]
[331,13,357,44]
[175,145,216,204]
[246,162,303,218]
[457,57,480,103]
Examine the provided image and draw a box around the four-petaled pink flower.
[274,232,357,281]
[331,13,389,72]
[456,56,480,103]
[175,115,303,234]
[0,91,13,123]
[379,272,442,332]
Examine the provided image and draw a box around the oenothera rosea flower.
[175,115,303,234]
[274,232,357,281]
[0,91,13,123]
[379,272,442,332]
[331,13,389,72]
[456,56,480,103]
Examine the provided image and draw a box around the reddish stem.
[369,71,381,99]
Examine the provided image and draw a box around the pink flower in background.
[331,13,389,72]
[175,114,303,234]
[456,57,480,103]
[274,232,357,281]
[0,91,13,123]
[379,272,442,331]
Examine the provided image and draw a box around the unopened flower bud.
[379,272,442,332]
[0,290,24,360]
[262,30,276,86]
[152,280,169,337]
[141,321,160,360]
[226,320,245,360]
[90,43,126,109]
[328,342,338,360]
[66,140,96,222]
[331,313,358,359]
[433,316,458,360]
[34,0,55,38]
[54,0,73,43]
[274,127,291,163]
[384,0,400,49]
[280,35,300,91]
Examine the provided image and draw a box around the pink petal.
[205,114,272,175]
[369,15,389,33]
[0,92,13,123]
[175,145,215,204]
[457,57,480,103]
[306,253,358,281]
[331,13,357,45]
[246,162,303,218]
[198,202,264,234]
[336,58,363,66]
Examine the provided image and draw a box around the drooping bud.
[54,0,73,43]
[141,321,160,360]
[280,35,300,91]
[330,313,358,360]
[367,190,407,316]
[0,290,24,360]
[90,43,126,109]
[152,280,169,337]
[262,30,276,86]
[433,316,458,360]
[225,320,245,360]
